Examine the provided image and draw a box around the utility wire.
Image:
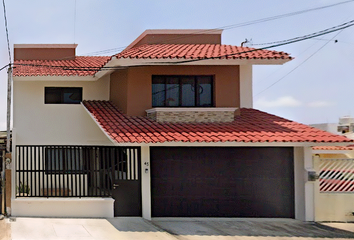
[84,0,354,56]
[254,38,323,85]
[146,20,354,65]
[2,0,11,63]
[10,20,354,72]
[254,29,345,97]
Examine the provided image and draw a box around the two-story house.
[11,29,351,221]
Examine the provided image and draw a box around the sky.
[0,0,353,130]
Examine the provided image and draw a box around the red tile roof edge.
[13,56,110,77]
[312,146,354,151]
[13,44,292,77]
[82,100,352,144]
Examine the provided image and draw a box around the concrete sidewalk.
[8,217,174,240]
[320,222,354,233]
[0,218,11,240]
[2,217,354,240]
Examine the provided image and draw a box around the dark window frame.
[152,75,214,107]
[45,87,83,104]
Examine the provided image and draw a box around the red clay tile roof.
[312,146,354,150]
[13,45,292,77]
[13,56,110,77]
[82,100,351,144]
[114,44,292,61]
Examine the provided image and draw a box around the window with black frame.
[45,147,85,174]
[152,75,213,107]
[45,87,82,104]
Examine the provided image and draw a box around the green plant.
[17,182,30,194]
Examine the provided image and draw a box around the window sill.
[146,107,237,113]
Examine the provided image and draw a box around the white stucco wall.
[315,194,354,222]
[294,147,306,221]
[141,146,151,220]
[314,156,354,222]
[13,76,113,145]
[11,198,114,218]
[303,146,315,221]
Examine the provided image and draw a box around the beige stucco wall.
[314,156,354,222]
[110,65,240,116]
[12,198,114,218]
[13,75,112,145]
[315,193,354,222]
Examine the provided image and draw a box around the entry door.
[111,148,141,216]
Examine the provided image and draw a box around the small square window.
[45,87,82,104]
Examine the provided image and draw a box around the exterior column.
[239,65,253,108]
[294,147,305,221]
[141,146,151,220]
[304,146,315,221]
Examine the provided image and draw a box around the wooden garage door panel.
[151,147,294,218]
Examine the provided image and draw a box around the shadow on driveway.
[150,218,354,239]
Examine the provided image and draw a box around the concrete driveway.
[2,217,354,240]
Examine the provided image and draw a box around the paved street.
[1,217,354,240]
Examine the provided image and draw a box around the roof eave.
[94,57,291,75]
[13,75,98,81]
[100,141,352,147]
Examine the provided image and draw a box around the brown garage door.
[151,147,294,218]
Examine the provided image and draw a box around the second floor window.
[45,87,82,104]
[152,75,213,107]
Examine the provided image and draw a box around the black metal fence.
[15,145,140,198]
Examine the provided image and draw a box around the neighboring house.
[310,119,354,221]
[11,29,351,221]
[311,116,354,139]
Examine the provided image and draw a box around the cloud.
[308,101,335,107]
[255,96,302,108]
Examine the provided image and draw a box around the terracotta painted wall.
[133,34,221,47]
[110,69,129,114]
[14,48,76,60]
[110,65,240,116]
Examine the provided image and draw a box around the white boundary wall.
[11,198,114,218]
[314,156,354,222]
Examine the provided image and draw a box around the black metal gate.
[15,146,141,203]
[111,147,141,216]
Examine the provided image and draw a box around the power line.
[83,0,354,56]
[254,29,345,97]
[146,19,354,65]
[2,0,11,63]
[254,38,323,85]
[10,19,354,72]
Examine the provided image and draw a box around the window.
[45,87,82,104]
[152,75,213,107]
[45,147,86,174]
